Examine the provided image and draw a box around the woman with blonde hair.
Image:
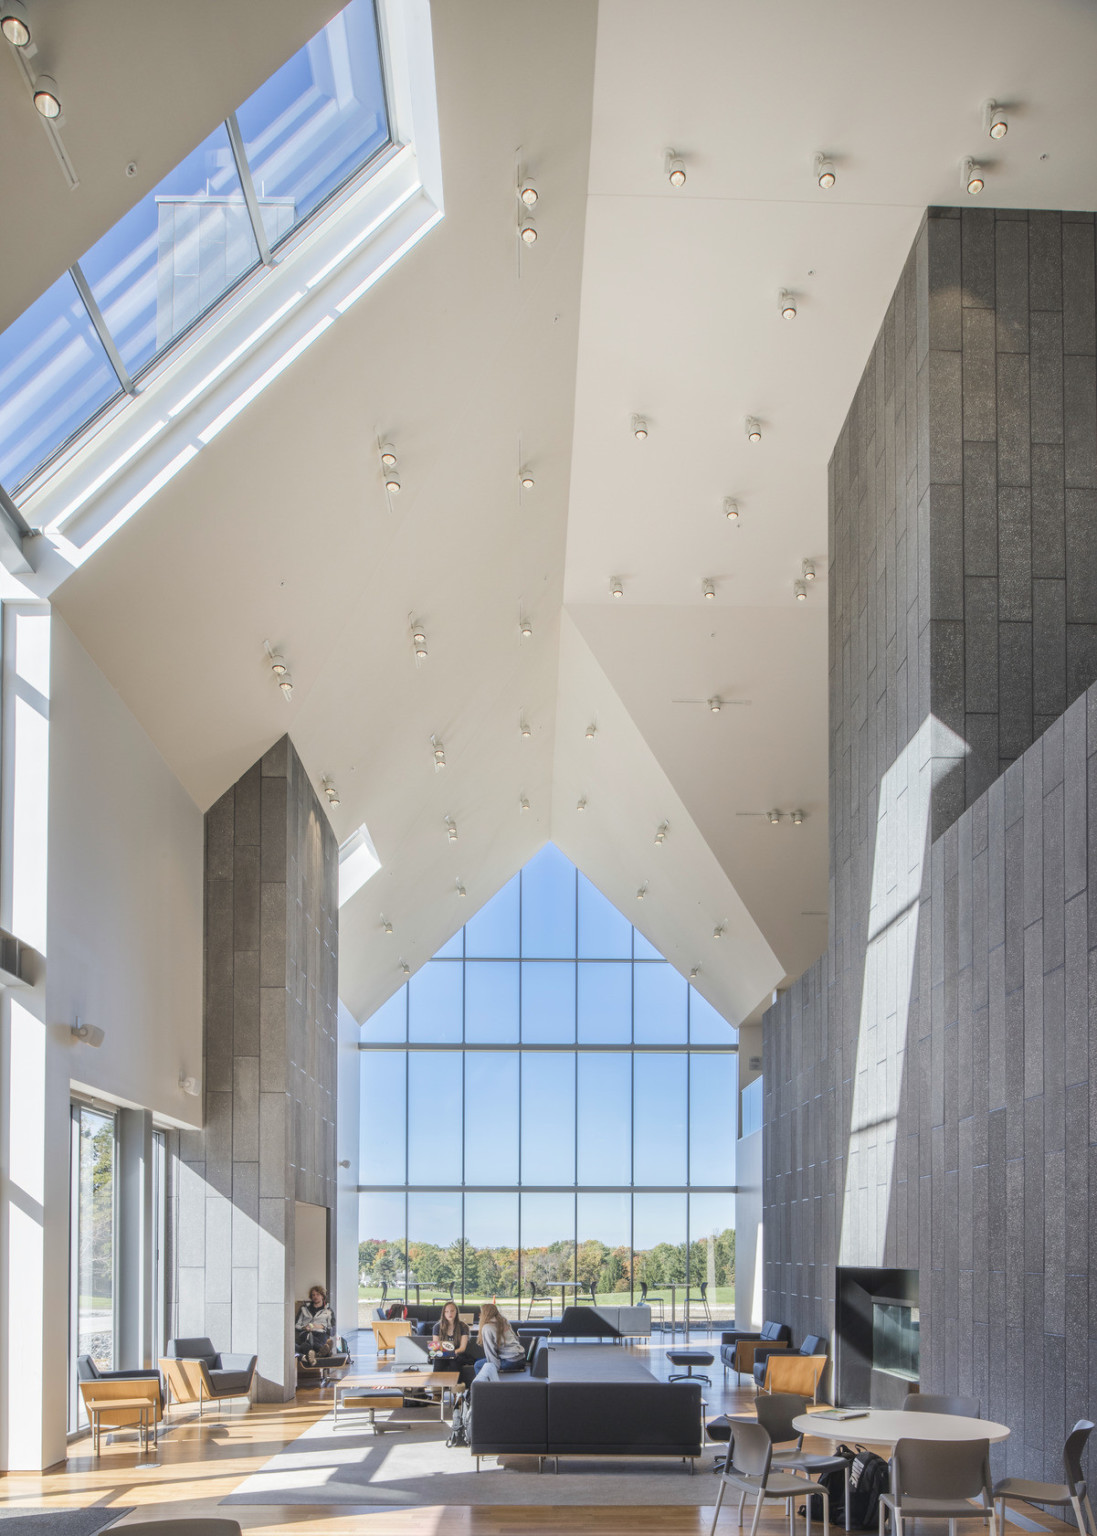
[473,1302,528,1381]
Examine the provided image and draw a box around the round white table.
[793,1410,1010,1446]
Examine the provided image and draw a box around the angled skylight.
[0,0,390,499]
[339,823,382,907]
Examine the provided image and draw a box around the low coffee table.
[335,1370,460,1425]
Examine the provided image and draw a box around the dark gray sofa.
[469,1342,702,1470]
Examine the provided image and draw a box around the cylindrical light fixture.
[33,74,62,118]
[577,796,587,812]
[520,469,535,489]
[380,443,398,468]
[520,615,533,639]
[654,821,668,845]
[708,697,722,713]
[631,414,648,440]
[745,417,762,443]
[665,150,686,187]
[519,796,530,813]
[779,290,797,320]
[702,578,715,600]
[610,576,623,599]
[585,722,596,741]
[445,816,458,842]
[985,101,1008,140]
[814,154,836,189]
[963,158,984,195]
[519,176,538,207]
[1,1,31,46]
[767,809,781,825]
[724,497,739,522]
[791,809,805,825]
[802,559,816,582]
[519,211,537,244]
[520,717,532,738]
[794,579,808,601]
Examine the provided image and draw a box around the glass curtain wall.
[359,844,737,1313]
[68,1103,117,1430]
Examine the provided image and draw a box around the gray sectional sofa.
[469,1342,702,1470]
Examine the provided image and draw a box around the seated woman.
[431,1300,474,1386]
[295,1285,336,1365]
[472,1303,528,1382]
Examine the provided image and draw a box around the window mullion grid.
[225,111,274,266]
[68,263,134,396]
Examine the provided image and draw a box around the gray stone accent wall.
[177,735,338,1401]
[764,208,1097,1478]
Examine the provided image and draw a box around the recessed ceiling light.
[654,821,668,845]
[802,559,816,582]
[631,414,648,440]
[520,469,535,489]
[519,211,537,244]
[585,723,597,740]
[746,417,762,444]
[519,796,530,813]
[665,150,686,187]
[708,697,722,713]
[702,578,715,600]
[33,74,61,118]
[814,153,836,189]
[1,1,30,46]
[520,717,532,738]
[445,816,458,843]
[963,158,985,195]
[520,616,533,639]
[779,290,797,320]
[791,809,805,825]
[724,498,740,522]
[611,576,623,599]
[768,809,781,825]
[577,796,587,812]
[794,579,808,601]
[985,100,1008,140]
[519,176,538,207]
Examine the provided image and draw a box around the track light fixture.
[381,915,393,935]
[1,0,30,46]
[577,796,587,812]
[794,579,808,601]
[713,924,726,940]
[445,816,458,842]
[263,642,294,700]
[519,176,538,208]
[791,809,805,825]
[519,209,537,245]
[724,498,740,523]
[802,559,816,582]
[767,809,781,825]
[401,959,411,977]
[779,290,797,320]
[654,821,668,845]
[585,723,597,741]
[431,735,446,770]
[71,1018,105,1048]
[702,578,715,600]
[985,100,1008,140]
[814,154,836,189]
[455,879,466,898]
[689,967,700,981]
[520,717,532,738]
[636,883,647,901]
[520,469,535,490]
[411,623,428,661]
[519,615,533,639]
[322,777,340,807]
[708,697,722,713]
[665,150,686,187]
[611,576,623,599]
[963,158,985,196]
[519,795,530,813]
[631,414,648,440]
[33,73,61,118]
[745,417,762,444]
[380,443,397,468]
[180,1075,200,1096]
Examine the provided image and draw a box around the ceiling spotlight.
[794,579,808,601]
[802,559,816,582]
[1,1,30,46]
[585,723,597,741]
[431,735,446,769]
[631,414,648,440]
[636,883,648,901]
[445,816,458,843]
[33,75,62,119]
[963,158,985,196]
[745,417,762,444]
[401,959,411,977]
[689,967,700,981]
[279,674,294,701]
[814,154,836,189]
[713,924,726,940]
[519,210,537,245]
[71,1018,105,1048]
[455,879,466,899]
[520,615,533,639]
[180,1075,200,1096]
[519,796,530,813]
[791,809,805,825]
[519,176,538,208]
[611,576,624,599]
[985,100,1008,140]
[384,467,401,495]
[702,578,715,600]
[779,290,797,320]
[655,821,668,845]
[380,443,398,469]
[767,809,781,825]
[708,697,722,713]
[577,796,587,812]
[520,717,532,739]
[412,624,428,660]
[322,777,340,807]
[520,469,535,490]
[724,497,740,522]
[381,916,393,935]
[665,150,686,187]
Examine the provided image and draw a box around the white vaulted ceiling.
[9,0,1097,1026]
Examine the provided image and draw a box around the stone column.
[178,735,338,1401]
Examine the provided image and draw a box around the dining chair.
[710,1419,830,1536]
[879,1437,996,1536]
[902,1392,981,1417]
[994,1419,1096,1536]
[754,1392,852,1509]
[639,1280,666,1327]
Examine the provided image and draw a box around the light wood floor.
[0,1334,1074,1536]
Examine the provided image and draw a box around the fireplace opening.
[834,1267,919,1407]
[872,1299,920,1382]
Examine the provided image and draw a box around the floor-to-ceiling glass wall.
[68,1102,117,1430]
[357,845,737,1323]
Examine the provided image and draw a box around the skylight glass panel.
[236,0,389,247]
[0,272,122,491]
[79,123,260,380]
[339,822,381,906]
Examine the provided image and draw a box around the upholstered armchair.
[161,1337,257,1417]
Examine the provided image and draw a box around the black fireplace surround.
[835,1268,919,1408]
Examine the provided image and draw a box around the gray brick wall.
[764,209,1097,1478]
[177,735,338,1401]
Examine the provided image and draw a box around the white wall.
[294,1201,329,1301]
[335,998,360,1336]
[45,615,203,1123]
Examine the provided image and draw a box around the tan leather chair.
[761,1351,827,1402]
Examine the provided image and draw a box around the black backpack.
[846,1449,890,1529]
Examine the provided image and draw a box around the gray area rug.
[221,1412,715,1508]
[0,1511,133,1535]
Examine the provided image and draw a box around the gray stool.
[667,1348,714,1384]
